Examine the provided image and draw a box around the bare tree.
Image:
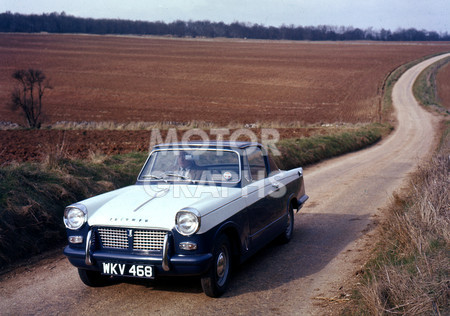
[10,69,51,128]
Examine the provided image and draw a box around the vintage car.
[63,141,308,297]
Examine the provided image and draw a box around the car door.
[244,146,285,247]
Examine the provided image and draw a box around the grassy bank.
[273,123,391,170]
[413,56,450,114]
[0,152,147,268]
[274,124,391,170]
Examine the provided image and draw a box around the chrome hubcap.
[216,247,229,286]
[217,252,225,278]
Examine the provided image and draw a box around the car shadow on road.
[223,212,373,297]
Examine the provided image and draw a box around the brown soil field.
[1,34,450,125]
[436,61,450,110]
[1,34,449,162]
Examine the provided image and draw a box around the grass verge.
[273,123,392,170]
[413,56,450,114]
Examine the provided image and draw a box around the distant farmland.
[1,34,450,125]
[1,34,450,162]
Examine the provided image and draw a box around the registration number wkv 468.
[101,262,154,278]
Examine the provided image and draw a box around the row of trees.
[1,11,449,41]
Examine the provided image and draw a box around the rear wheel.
[78,268,110,287]
[277,204,294,244]
[201,234,232,297]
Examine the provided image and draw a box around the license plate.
[101,262,154,279]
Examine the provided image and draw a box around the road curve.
[1,54,449,315]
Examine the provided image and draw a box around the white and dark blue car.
[63,141,308,297]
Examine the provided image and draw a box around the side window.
[246,147,267,181]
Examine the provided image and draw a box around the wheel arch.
[287,193,299,212]
[214,222,241,265]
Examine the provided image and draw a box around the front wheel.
[201,234,232,297]
[78,268,110,287]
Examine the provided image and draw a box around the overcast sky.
[1,0,449,33]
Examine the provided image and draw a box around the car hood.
[86,184,242,230]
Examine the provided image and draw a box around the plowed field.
[1,34,449,162]
[2,34,450,124]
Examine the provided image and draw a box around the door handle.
[272,182,281,190]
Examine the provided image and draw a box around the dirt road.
[1,54,448,315]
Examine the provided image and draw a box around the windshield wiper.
[164,172,193,182]
[141,174,163,180]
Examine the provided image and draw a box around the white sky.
[1,0,449,33]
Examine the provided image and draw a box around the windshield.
[138,148,241,184]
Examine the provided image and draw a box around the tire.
[78,268,110,287]
[277,204,294,244]
[201,234,232,297]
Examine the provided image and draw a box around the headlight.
[175,209,201,236]
[64,205,87,230]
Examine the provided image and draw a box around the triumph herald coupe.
[63,141,308,297]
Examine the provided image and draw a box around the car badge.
[128,229,133,238]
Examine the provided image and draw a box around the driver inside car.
[176,151,203,180]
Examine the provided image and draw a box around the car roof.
[153,141,262,150]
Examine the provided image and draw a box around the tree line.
[1,11,449,41]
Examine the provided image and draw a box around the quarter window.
[246,147,267,181]
[268,156,280,175]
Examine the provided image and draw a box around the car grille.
[97,227,167,251]
[97,228,128,249]
[133,230,167,251]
